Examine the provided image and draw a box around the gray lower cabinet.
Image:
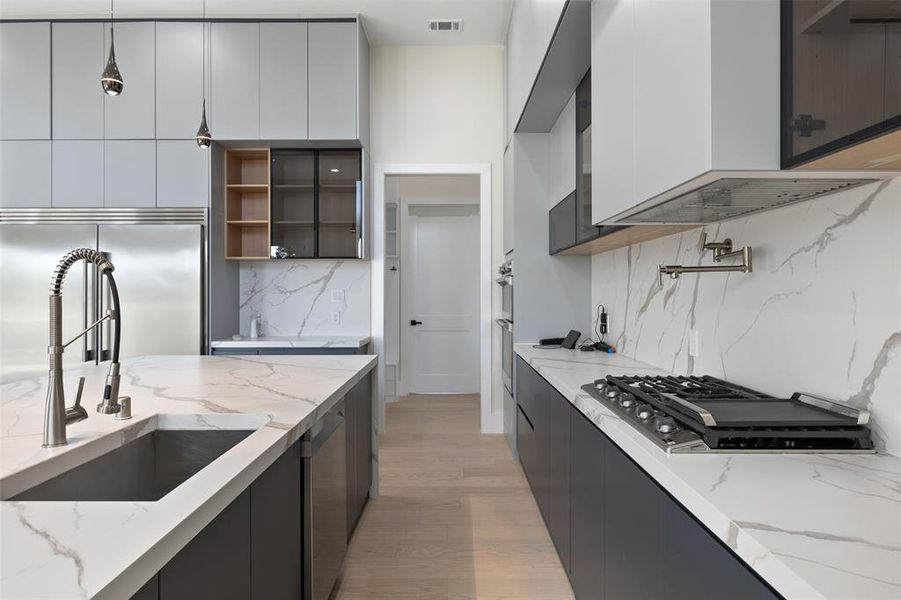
[308,22,358,140]
[547,382,571,573]
[346,371,373,539]
[52,23,104,140]
[159,489,252,600]
[0,141,51,207]
[211,23,260,140]
[155,22,205,140]
[260,23,309,140]
[156,140,209,207]
[104,141,156,207]
[570,407,606,600]
[518,359,781,600]
[0,22,51,140]
[103,22,156,139]
[52,141,103,207]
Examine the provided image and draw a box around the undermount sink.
[9,423,260,502]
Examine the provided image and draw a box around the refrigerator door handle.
[98,250,112,363]
[82,262,96,363]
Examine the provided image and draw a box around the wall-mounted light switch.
[689,329,700,358]
[330,289,345,303]
[331,312,341,324]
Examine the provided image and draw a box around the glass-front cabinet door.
[270,150,315,258]
[269,149,362,259]
[318,150,361,258]
[783,2,901,167]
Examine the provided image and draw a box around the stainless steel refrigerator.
[0,208,206,383]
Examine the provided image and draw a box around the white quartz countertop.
[515,343,901,600]
[211,335,371,349]
[0,354,376,599]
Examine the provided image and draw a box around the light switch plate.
[330,289,345,303]
[331,312,341,324]
[688,329,700,357]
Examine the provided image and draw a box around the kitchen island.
[515,343,901,600]
[0,354,376,599]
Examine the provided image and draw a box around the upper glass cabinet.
[782,1,901,167]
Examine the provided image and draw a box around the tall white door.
[407,205,480,394]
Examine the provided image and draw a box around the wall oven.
[497,258,513,321]
[496,257,515,454]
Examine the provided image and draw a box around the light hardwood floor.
[335,394,575,600]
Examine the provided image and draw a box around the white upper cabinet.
[104,22,156,139]
[308,22,358,140]
[503,144,514,254]
[156,140,209,207]
[156,22,206,140]
[591,0,779,224]
[591,0,635,223]
[505,0,568,141]
[0,23,51,140]
[260,23,308,140]
[104,140,156,207]
[0,141,51,207]
[52,23,104,139]
[52,141,104,207]
[211,23,260,140]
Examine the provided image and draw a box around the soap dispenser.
[250,314,262,339]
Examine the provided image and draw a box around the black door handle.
[410,320,423,326]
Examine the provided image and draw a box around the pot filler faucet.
[44,248,126,448]
[658,232,753,286]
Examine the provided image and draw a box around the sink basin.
[10,428,255,502]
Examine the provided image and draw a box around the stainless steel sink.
[10,428,255,502]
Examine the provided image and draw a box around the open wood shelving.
[225,149,271,260]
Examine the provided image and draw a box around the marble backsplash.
[591,178,901,455]
[239,260,370,338]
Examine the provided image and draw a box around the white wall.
[370,45,505,412]
[591,179,901,456]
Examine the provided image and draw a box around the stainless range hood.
[607,170,896,226]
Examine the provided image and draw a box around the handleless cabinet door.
[0,141,51,207]
[547,387,571,573]
[0,23,50,140]
[211,23,260,140]
[52,140,103,207]
[308,22,357,140]
[104,22,155,139]
[260,23,308,140]
[52,23,104,140]
[570,407,606,600]
[156,22,205,139]
[104,140,155,207]
[156,140,209,207]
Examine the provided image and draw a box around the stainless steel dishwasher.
[303,400,347,600]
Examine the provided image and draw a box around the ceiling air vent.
[428,19,463,32]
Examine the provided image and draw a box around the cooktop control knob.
[619,393,637,408]
[636,404,654,420]
[656,417,677,434]
[604,388,620,401]
[595,381,607,391]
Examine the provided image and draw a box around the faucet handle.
[65,377,88,424]
[115,396,132,421]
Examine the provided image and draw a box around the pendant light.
[195,0,212,148]
[100,0,124,95]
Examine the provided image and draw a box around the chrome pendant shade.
[195,100,212,149]
[101,27,124,96]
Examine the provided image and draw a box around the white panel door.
[104,22,155,139]
[407,205,480,394]
[156,140,209,207]
[52,22,104,139]
[52,140,103,207]
[156,22,205,139]
[0,22,51,140]
[0,141,51,207]
[104,140,155,207]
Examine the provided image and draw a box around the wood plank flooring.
[335,394,575,600]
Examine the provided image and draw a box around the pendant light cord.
[202,0,206,102]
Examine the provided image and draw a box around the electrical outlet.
[688,329,700,357]
[331,312,341,324]
[330,289,345,303]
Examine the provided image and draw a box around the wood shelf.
[224,148,271,260]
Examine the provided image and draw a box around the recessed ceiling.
[0,0,514,45]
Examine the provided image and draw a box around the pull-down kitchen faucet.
[44,248,124,448]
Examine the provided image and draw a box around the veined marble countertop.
[211,335,371,349]
[515,343,901,600]
[0,354,376,599]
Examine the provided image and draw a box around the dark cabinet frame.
[780,1,901,168]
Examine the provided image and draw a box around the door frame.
[371,163,498,434]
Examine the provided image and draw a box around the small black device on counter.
[534,330,581,350]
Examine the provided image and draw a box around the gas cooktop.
[581,374,875,454]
